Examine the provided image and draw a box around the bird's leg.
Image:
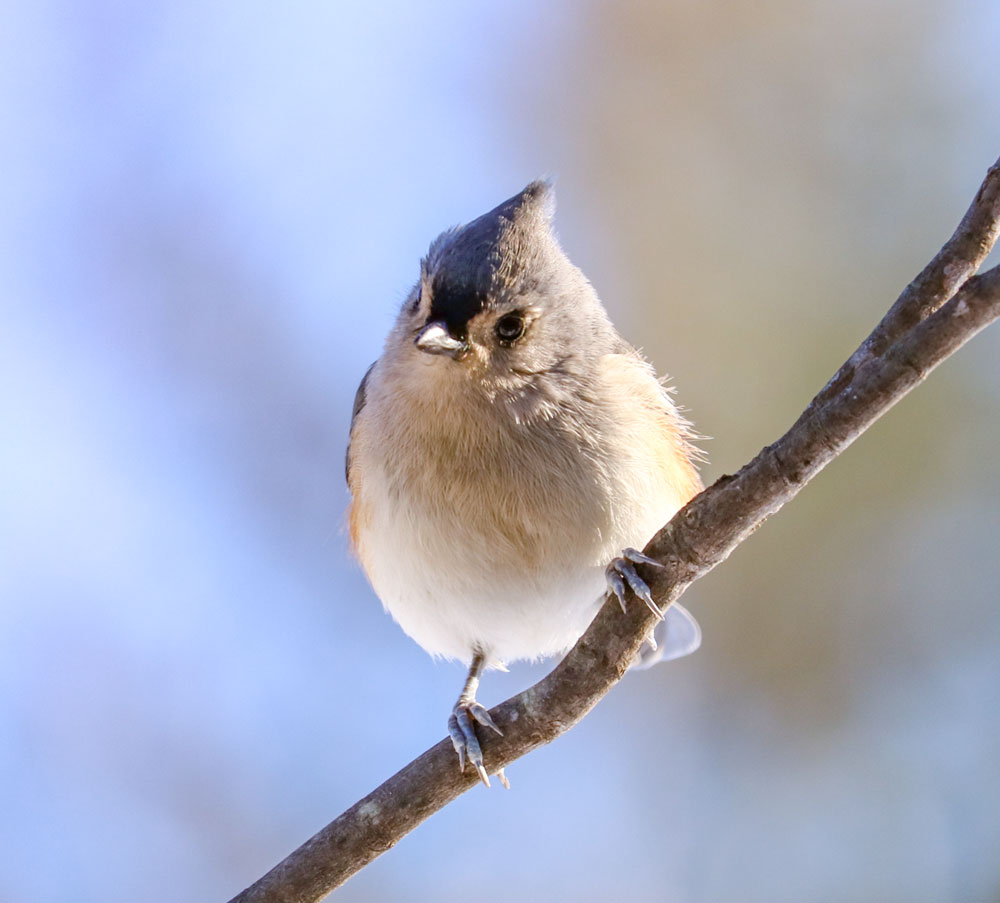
[605,547,666,619]
[447,651,507,789]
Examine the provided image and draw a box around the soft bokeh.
[2,2,999,901]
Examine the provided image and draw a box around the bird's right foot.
[448,700,505,788]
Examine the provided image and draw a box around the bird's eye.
[495,313,526,344]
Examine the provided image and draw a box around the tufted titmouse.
[346,181,702,787]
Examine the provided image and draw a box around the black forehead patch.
[427,281,488,338]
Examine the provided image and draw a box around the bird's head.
[387,180,615,404]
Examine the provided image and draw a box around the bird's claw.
[448,700,504,788]
[605,548,665,620]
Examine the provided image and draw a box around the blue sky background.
[2,2,1000,901]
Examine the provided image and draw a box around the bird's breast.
[381,402,612,572]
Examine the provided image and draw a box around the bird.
[345,180,703,787]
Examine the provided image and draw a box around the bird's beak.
[415,322,468,359]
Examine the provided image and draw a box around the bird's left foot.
[447,700,506,788]
[605,547,665,619]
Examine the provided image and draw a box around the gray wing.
[345,362,375,485]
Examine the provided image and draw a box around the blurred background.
[2,1,999,901]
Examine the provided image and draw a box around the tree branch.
[228,156,1000,903]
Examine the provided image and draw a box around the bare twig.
[228,157,1000,903]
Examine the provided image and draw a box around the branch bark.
[229,157,1000,903]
